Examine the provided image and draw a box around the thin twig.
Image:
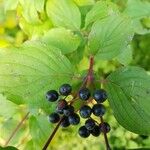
[42,117,64,150]
[4,112,30,146]
[100,117,111,150]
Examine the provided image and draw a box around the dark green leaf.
[106,67,150,135]
[0,146,18,150]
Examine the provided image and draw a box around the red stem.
[82,56,94,87]
[4,112,30,146]
[100,117,111,150]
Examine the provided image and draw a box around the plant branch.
[82,56,94,87]
[100,116,111,150]
[4,112,30,147]
[42,117,64,150]
[42,56,95,149]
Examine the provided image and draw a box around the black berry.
[79,105,92,118]
[56,99,68,114]
[79,88,91,100]
[93,89,107,103]
[68,113,80,125]
[63,105,74,116]
[91,125,101,137]
[85,119,96,130]
[46,90,59,102]
[61,116,70,127]
[48,113,60,123]
[92,104,106,117]
[99,122,111,133]
[59,84,72,96]
[78,126,90,138]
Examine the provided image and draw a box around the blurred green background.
[0,0,150,150]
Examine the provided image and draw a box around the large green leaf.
[124,0,150,34]
[88,14,133,60]
[106,67,150,135]
[0,42,74,112]
[85,1,119,27]
[46,0,81,30]
[42,28,81,54]
[29,115,53,150]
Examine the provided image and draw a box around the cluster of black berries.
[46,84,80,127]
[78,88,110,138]
[46,84,110,138]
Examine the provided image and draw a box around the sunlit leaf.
[42,28,81,54]
[46,0,81,30]
[0,42,74,112]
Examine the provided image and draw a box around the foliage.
[0,0,150,149]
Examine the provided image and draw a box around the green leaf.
[29,115,52,149]
[116,45,133,66]
[46,0,81,30]
[124,0,150,20]
[19,18,53,39]
[0,94,18,118]
[106,67,150,135]
[0,42,74,112]
[74,0,95,6]
[131,19,150,35]
[88,14,133,60]
[24,140,34,150]
[42,28,81,54]
[19,0,45,24]
[85,1,119,27]
[4,0,18,11]
[124,0,150,34]
[0,146,18,150]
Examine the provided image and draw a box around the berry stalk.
[100,116,111,150]
[82,56,94,88]
[4,112,30,146]
[42,117,64,150]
